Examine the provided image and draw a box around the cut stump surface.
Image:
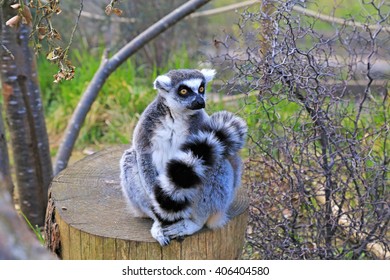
[49,146,249,260]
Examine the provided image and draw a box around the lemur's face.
[153,69,216,112]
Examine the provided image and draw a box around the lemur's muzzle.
[189,96,205,110]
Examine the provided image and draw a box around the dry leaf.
[6,15,21,27]
[38,26,46,35]
[105,4,123,16]
[46,50,58,61]
[37,26,47,40]
[49,29,62,40]
[10,3,21,9]
[282,208,293,219]
[53,7,62,15]
[112,8,123,16]
[21,5,33,26]
[105,5,112,15]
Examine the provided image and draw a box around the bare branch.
[189,0,260,18]
[76,9,136,23]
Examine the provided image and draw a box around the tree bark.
[0,1,53,227]
[54,0,212,174]
[0,104,14,195]
[0,188,56,259]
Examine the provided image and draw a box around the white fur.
[151,221,170,246]
[162,219,203,239]
[151,114,188,174]
[182,78,204,92]
[153,75,172,90]
[200,69,216,83]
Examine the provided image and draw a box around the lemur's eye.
[179,88,188,95]
[198,86,204,93]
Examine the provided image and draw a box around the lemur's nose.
[192,96,205,109]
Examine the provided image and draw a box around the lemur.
[120,69,247,246]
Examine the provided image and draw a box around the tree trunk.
[0,104,14,196]
[0,1,53,227]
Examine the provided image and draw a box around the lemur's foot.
[151,221,171,246]
[162,219,203,240]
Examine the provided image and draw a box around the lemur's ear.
[200,69,216,83]
[153,75,172,91]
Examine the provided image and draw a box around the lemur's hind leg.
[120,148,149,218]
[206,211,229,229]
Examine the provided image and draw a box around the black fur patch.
[154,184,190,212]
[182,140,214,166]
[152,208,183,226]
[214,129,229,147]
[167,159,202,189]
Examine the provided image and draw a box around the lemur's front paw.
[157,236,171,246]
[162,219,202,240]
[151,222,171,246]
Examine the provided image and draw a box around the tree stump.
[46,146,249,260]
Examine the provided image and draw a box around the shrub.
[219,0,389,259]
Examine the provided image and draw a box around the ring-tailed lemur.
[120,69,247,246]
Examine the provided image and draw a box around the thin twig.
[75,10,136,23]
[64,0,84,56]
[1,44,14,59]
[189,0,260,18]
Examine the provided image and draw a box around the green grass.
[19,211,45,245]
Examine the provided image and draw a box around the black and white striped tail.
[208,111,247,156]
[151,130,224,224]
[151,112,247,225]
